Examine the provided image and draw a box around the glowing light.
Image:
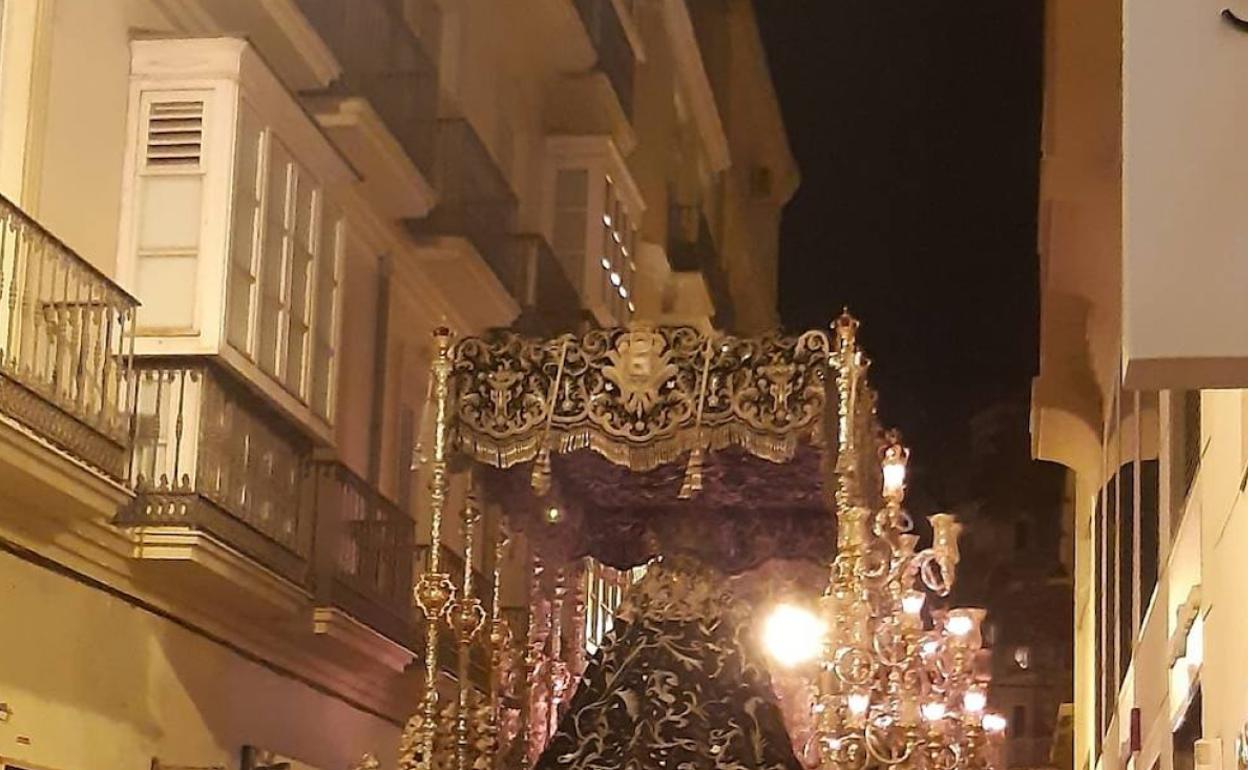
[763,604,826,666]
[627,301,636,313]
[920,702,946,722]
[610,272,622,286]
[882,461,906,496]
[902,591,925,615]
[603,213,613,226]
[982,713,1007,734]
[847,692,870,716]
[618,286,629,298]
[544,507,562,524]
[946,614,974,637]
[601,257,611,270]
[963,689,987,714]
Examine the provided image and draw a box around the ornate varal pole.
[485,519,512,768]
[411,327,458,770]
[450,486,487,770]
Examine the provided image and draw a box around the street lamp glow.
[946,614,974,637]
[982,713,1008,734]
[763,604,826,666]
[963,689,987,714]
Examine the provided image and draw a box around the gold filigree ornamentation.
[451,326,835,472]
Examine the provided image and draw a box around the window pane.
[136,254,197,330]
[285,324,307,392]
[139,176,202,251]
[226,269,254,350]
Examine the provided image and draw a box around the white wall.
[0,549,399,770]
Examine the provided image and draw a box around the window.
[225,111,342,414]
[1013,646,1031,670]
[1140,459,1160,618]
[1172,688,1202,770]
[546,136,641,326]
[583,558,644,654]
[1012,705,1027,738]
[1117,462,1134,685]
[133,94,206,332]
[121,39,349,434]
[1172,390,1202,537]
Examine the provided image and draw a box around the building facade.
[1032,4,1248,770]
[0,1,796,768]
[954,400,1074,770]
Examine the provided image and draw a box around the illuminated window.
[546,136,641,326]
[1013,646,1031,670]
[583,558,645,654]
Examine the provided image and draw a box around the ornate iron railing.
[122,361,314,584]
[508,234,584,334]
[0,194,137,479]
[573,0,636,113]
[310,459,417,643]
[295,0,441,177]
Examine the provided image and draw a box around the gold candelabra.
[813,317,1006,770]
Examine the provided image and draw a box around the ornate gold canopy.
[402,314,884,770]
[446,318,882,509]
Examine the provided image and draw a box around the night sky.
[757,1,1045,506]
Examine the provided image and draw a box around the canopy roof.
[443,321,881,572]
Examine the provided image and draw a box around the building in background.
[0,1,796,767]
[953,398,1074,770]
[1032,3,1247,770]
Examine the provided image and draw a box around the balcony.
[508,235,586,335]
[122,360,315,589]
[0,194,137,480]
[667,204,734,330]
[407,120,524,330]
[309,459,417,649]
[572,0,637,115]
[294,0,440,179]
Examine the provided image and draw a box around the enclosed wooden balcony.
[0,194,137,480]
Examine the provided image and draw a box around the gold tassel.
[530,445,552,496]
[678,446,704,499]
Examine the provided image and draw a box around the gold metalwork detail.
[451,326,834,473]
[414,572,456,619]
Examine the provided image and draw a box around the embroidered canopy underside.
[449,326,882,573]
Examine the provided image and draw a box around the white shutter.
[132,91,211,333]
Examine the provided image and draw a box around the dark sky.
[757,1,1045,506]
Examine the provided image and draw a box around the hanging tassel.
[530,444,552,496]
[678,446,704,499]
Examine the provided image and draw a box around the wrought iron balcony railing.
[0,194,137,479]
[573,0,636,114]
[667,203,735,329]
[508,235,585,335]
[295,0,441,177]
[310,459,417,644]
[121,361,315,585]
